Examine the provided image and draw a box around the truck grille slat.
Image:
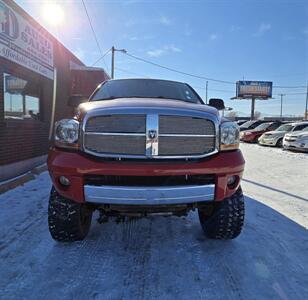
[159,136,216,155]
[83,113,217,158]
[86,115,146,133]
[85,135,146,155]
[159,115,214,135]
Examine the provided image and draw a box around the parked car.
[259,122,308,147]
[283,124,308,152]
[239,120,267,132]
[47,78,245,242]
[240,121,282,143]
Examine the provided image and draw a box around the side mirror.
[208,98,225,110]
[68,95,88,107]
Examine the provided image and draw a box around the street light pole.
[111,46,127,79]
[305,82,308,120]
[205,81,208,104]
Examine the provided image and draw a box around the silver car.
[258,122,308,147]
[283,126,308,152]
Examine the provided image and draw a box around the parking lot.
[0,143,307,300]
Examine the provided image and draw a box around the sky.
[15,0,308,117]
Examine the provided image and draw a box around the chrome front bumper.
[84,184,215,205]
[259,137,277,145]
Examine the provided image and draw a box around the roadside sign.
[236,81,272,99]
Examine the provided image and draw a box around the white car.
[283,126,308,152]
[259,122,308,147]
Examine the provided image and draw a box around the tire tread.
[198,188,245,239]
[48,187,92,242]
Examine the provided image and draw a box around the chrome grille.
[86,115,146,133]
[159,136,216,156]
[159,115,214,135]
[83,113,217,158]
[84,134,146,155]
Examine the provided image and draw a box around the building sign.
[236,81,272,99]
[0,0,54,79]
[5,74,27,93]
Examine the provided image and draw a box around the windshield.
[253,123,271,131]
[91,79,202,103]
[275,124,293,132]
[240,121,256,129]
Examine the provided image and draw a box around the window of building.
[4,73,40,120]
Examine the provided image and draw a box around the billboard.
[236,81,272,99]
[0,0,54,79]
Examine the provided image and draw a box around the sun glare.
[42,3,64,26]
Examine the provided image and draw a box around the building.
[0,0,109,181]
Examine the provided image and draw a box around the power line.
[115,67,150,78]
[89,48,307,89]
[91,47,111,66]
[81,0,110,73]
[274,92,306,95]
[123,52,307,89]
[123,52,235,85]
[193,86,234,93]
[273,85,306,89]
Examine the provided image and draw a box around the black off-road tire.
[48,187,93,242]
[198,187,245,239]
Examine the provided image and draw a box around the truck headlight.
[54,119,79,148]
[220,122,240,151]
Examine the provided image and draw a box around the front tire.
[276,138,283,147]
[198,187,245,239]
[48,187,93,242]
[253,136,260,143]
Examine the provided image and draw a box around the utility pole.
[111,46,127,79]
[111,46,115,79]
[250,97,256,120]
[278,94,286,119]
[205,81,208,104]
[305,82,308,120]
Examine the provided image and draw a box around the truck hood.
[78,98,219,118]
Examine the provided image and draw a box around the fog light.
[59,176,70,186]
[227,176,237,187]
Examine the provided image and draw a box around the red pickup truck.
[47,79,245,242]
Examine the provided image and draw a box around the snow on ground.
[0,144,307,300]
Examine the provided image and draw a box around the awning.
[70,61,110,97]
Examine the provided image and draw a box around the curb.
[0,164,48,195]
